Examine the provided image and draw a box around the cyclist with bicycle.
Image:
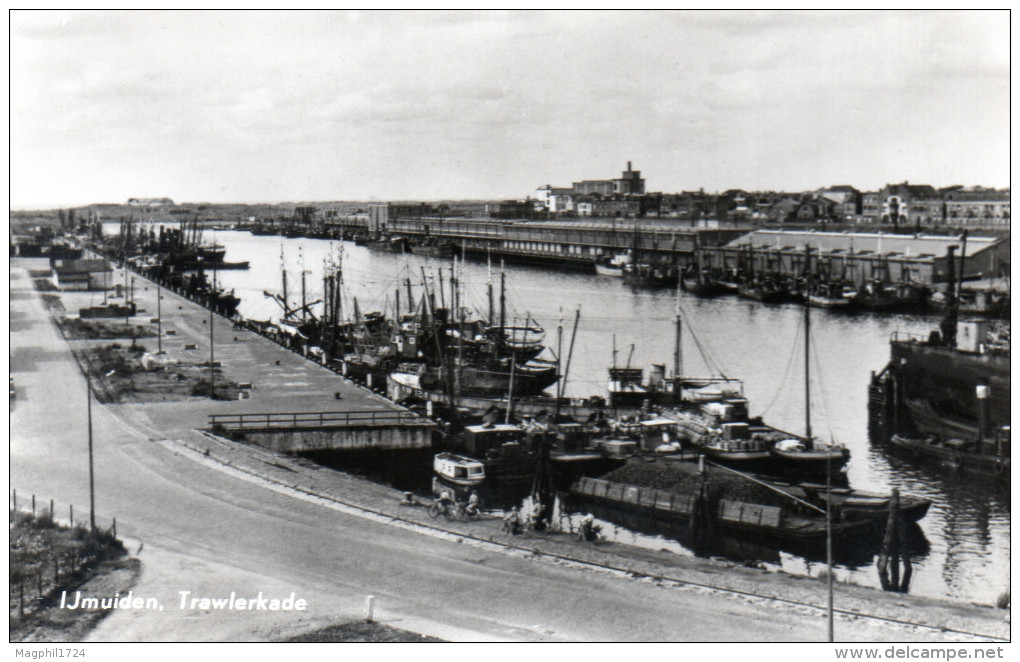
[504,506,522,535]
[464,490,480,517]
[438,488,455,515]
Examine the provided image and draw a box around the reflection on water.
[120,228,1010,605]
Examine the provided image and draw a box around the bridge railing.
[209,410,432,430]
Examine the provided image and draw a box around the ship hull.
[890,340,1010,434]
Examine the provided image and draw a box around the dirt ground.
[57,317,158,340]
[69,343,241,404]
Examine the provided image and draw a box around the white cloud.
[9,9,1009,206]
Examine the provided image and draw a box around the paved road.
[8,261,995,643]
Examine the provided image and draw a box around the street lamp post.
[157,279,162,354]
[87,373,95,533]
[209,300,215,400]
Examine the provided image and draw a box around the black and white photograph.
[8,9,1010,654]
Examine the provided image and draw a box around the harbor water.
[129,228,1011,606]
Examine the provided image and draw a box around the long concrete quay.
[334,217,748,267]
[40,255,433,452]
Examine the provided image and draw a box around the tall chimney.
[627,161,632,172]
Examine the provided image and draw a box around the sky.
[9,10,1011,208]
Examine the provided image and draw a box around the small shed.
[51,258,112,291]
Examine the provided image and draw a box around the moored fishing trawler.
[410,237,457,258]
[868,241,1010,480]
[680,265,727,297]
[594,252,630,277]
[621,261,678,288]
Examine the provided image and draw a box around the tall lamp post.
[87,371,95,532]
[209,295,215,400]
[157,279,162,354]
[86,368,115,533]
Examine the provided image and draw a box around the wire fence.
[9,489,123,621]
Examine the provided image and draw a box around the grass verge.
[10,510,138,642]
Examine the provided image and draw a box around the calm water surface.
[135,228,1011,606]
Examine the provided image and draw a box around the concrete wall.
[241,423,434,453]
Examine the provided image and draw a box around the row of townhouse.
[529,170,1009,229]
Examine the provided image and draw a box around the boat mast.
[499,268,507,354]
[694,231,702,283]
[504,353,516,424]
[454,258,463,401]
[299,246,307,322]
[957,231,968,303]
[437,267,446,310]
[555,312,564,398]
[674,279,682,387]
[941,244,959,348]
[804,245,813,450]
[280,244,289,318]
[487,257,494,324]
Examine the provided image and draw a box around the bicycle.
[502,515,523,535]
[427,500,456,521]
[456,502,480,520]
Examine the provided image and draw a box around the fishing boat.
[680,265,727,297]
[419,357,560,397]
[710,269,742,293]
[701,436,773,468]
[411,238,457,258]
[804,281,853,310]
[767,278,851,476]
[523,420,632,484]
[433,452,486,488]
[681,234,727,297]
[889,431,1010,479]
[738,276,788,304]
[621,262,678,288]
[365,235,409,253]
[388,370,620,421]
[606,294,742,410]
[769,438,850,477]
[594,252,630,277]
[736,244,787,304]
